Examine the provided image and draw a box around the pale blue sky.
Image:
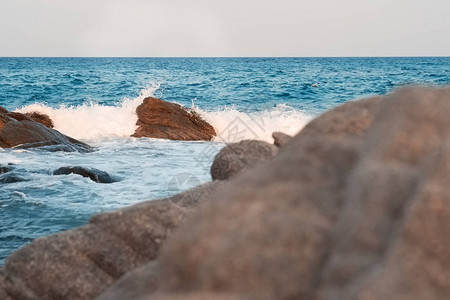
[1,0,449,56]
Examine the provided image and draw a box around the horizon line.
[0,55,449,59]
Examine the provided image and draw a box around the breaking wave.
[17,86,311,143]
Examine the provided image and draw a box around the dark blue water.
[1,57,449,113]
[0,57,449,265]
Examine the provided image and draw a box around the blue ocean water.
[0,57,449,264]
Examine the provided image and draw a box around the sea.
[0,57,449,264]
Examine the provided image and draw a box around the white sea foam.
[195,104,311,143]
[17,85,159,140]
[16,86,311,143]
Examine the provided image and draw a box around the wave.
[16,86,311,143]
[194,104,311,143]
[17,86,159,140]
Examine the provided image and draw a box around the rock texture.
[24,112,54,128]
[96,261,160,300]
[137,293,248,300]
[53,166,119,183]
[132,97,216,141]
[318,87,450,300]
[210,140,278,180]
[0,181,223,300]
[0,107,91,152]
[153,87,450,299]
[272,131,292,147]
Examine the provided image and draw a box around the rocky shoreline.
[0,96,216,153]
[1,86,450,299]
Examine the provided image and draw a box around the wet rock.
[12,140,92,153]
[0,165,11,174]
[272,131,292,147]
[53,166,119,183]
[132,97,216,141]
[5,112,33,122]
[0,173,27,184]
[0,181,224,300]
[210,140,278,180]
[24,111,54,128]
[0,107,92,152]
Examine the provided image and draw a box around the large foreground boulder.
[151,87,450,299]
[0,107,91,152]
[132,97,216,141]
[96,261,160,300]
[96,88,387,300]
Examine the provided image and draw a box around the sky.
[1,0,449,57]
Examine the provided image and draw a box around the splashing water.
[17,85,160,140]
[17,85,311,143]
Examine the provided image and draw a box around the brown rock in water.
[0,107,91,152]
[154,87,450,299]
[210,140,278,180]
[132,97,216,141]
[272,131,292,147]
[0,181,224,300]
[24,111,54,128]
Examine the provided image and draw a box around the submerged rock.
[53,166,119,183]
[24,111,54,128]
[210,140,278,180]
[132,97,216,141]
[0,107,91,152]
[0,173,27,184]
[0,165,11,174]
